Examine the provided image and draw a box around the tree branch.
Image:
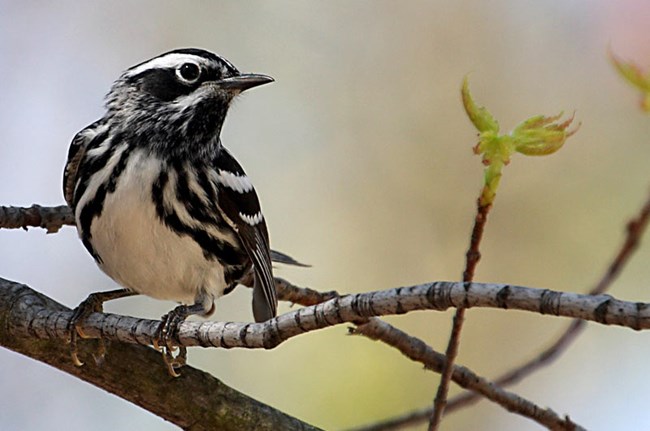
[0,204,74,233]
[446,188,650,411]
[360,188,650,430]
[430,199,492,429]
[5,276,648,350]
[349,319,582,431]
[1,204,642,430]
[2,276,589,430]
[270,279,582,430]
[0,279,320,431]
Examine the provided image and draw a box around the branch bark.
[1,276,587,431]
[4,277,648,352]
[430,199,492,429]
[0,279,320,431]
[350,319,582,431]
[0,204,73,233]
[268,279,583,429]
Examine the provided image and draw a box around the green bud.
[462,77,578,206]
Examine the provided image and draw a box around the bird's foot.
[68,293,107,367]
[154,305,191,377]
[68,289,134,367]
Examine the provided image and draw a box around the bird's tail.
[270,249,310,267]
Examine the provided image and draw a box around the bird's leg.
[69,289,136,366]
[154,300,214,377]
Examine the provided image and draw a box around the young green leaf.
[462,77,578,206]
[513,112,579,156]
[462,76,500,133]
[610,51,650,112]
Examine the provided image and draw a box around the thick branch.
[0,280,320,431]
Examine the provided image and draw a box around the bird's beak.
[217,74,274,92]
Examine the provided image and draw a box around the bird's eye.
[176,63,201,83]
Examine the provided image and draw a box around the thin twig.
[430,201,491,429]
[354,189,650,430]
[445,189,650,411]
[275,279,581,429]
[350,319,581,431]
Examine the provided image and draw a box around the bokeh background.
[1,1,650,430]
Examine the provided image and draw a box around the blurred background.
[1,1,650,430]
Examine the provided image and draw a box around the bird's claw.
[71,350,84,367]
[161,346,187,377]
[154,309,188,377]
[68,294,106,367]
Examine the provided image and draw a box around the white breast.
[80,150,226,305]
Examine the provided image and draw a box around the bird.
[63,48,289,374]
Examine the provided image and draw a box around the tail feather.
[270,249,310,267]
[252,276,275,322]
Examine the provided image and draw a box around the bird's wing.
[63,120,104,208]
[215,148,277,322]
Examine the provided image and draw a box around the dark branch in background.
[354,189,650,430]
[270,279,584,430]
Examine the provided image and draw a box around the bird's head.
[105,48,273,156]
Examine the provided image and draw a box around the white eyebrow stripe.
[217,170,254,193]
[125,53,216,77]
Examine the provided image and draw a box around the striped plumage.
[64,49,278,368]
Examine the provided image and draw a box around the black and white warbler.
[63,48,294,373]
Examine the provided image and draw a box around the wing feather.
[215,148,277,322]
[63,120,105,208]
